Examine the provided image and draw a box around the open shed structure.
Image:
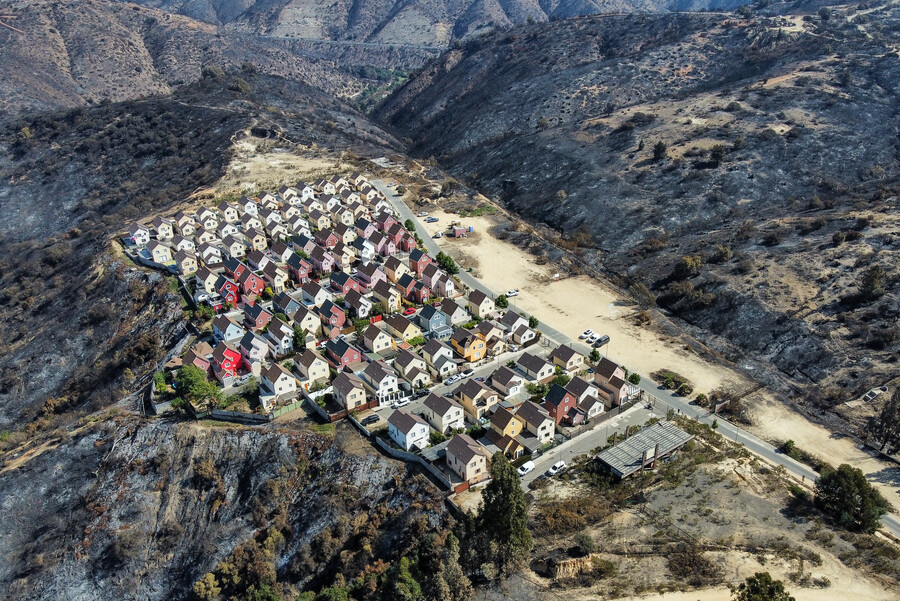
[595,421,693,478]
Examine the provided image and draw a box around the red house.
[211,342,242,383]
[324,338,361,369]
[317,300,346,329]
[544,384,578,425]
[330,271,361,295]
[286,253,312,285]
[397,233,417,252]
[408,248,434,277]
[385,222,407,245]
[412,281,431,304]
[244,303,273,331]
[374,212,398,232]
[315,229,340,249]
[215,275,240,306]
[238,270,266,296]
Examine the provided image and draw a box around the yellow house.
[450,328,486,362]
[384,315,422,341]
[384,256,411,283]
[372,281,401,314]
[245,228,268,252]
[455,379,499,420]
[490,406,524,439]
[362,324,394,353]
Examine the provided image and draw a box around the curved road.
[371,178,900,537]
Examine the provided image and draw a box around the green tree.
[814,463,888,533]
[436,252,460,275]
[730,572,794,601]
[476,453,533,577]
[262,286,274,300]
[495,294,509,309]
[653,140,668,161]
[177,365,221,409]
[589,348,601,363]
[404,218,416,231]
[628,372,641,385]
[528,316,539,329]
[867,388,900,454]
[293,325,306,349]
[385,556,423,601]
[295,249,310,260]
[153,371,167,393]
[243,584,281,601]
[858,264,886,300]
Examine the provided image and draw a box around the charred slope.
[378,8,900,400]
[0,72,400,431]
[0,419,449,601]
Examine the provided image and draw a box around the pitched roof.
[296,348,326,368]
[550,344,581,363]
[468,288,489,306]
[565,376,596,399]
[385,314,416,333]
[544,383,574,407]
[491,406,520,431]
[499,310,525,328]
[515,401,551,428]
[423,393,462,416]
[609,375,628,390]
[489,365,521,388]
[447,434,486,464]
[333,372,364,396]
[440,298,466,317]
[395,349,424,370]
[422,338,451,357]
[596,357,623,380]
[517,352,550,373]
[388,409,427,435]
[262,362,292,383]
[450,327,478,346]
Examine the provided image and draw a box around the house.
[372,280,401,313]
[411,281,431,304]
[579,396,605,420]
[258,192,279,210]
[474,321,506,354]
[416,305,448,335]
[174,212,197,236]
[423,393,465,435]
[331,242,355,270]
[174,250,198,275]
[421,338,457,379]
[550,345,585,373]
[595,357,626,384]
[295,349,329,387]
[407,248,434,277]
[511,324,537,346]
[333,372,367,411]
[244,303,273,331]
[598,375,630,407]
[237,270,266,297]
[198,243,223,266]
[486,407,527,459]
[333,206,356,227]
[286,253,313,286]
[384,256,411,283]
[298,182,315,200]
[259,207,281,226]
[544,383,579,426]
[394,349,431,388]
[241,213,263,231]
[147,240,173,264]
[388,410,429,451]
[395,273,417,300]
[343,289,373,319]
[271,292,302,321]
[334,223,357,245]
[446,434,489,484]
[350,237,376,263]
[420,263,442,290]
[318,299,347,330]
[217,221,240,240]
[211,342,242,385]
[467,289,494,318]
[292,234,317,255]
[350,172,368,188]
[515,401,556,444]
[517,352,554,382]
[315,229,340,249]
[455,378,499,420]
[373,211,398,232]
[384,315,422,342]
[239,196,259,216]
[362,361,400,405]
[324,338,362,369]
[433,272,457,299]
[292,305,322,339]
[265,317,295,356]
[196,225,217,244]
[266,223,289,243]
[245,228,268,252]
[262,262,289,294]
[488,365,524,398]
[450,328,486,363]
[152,217,174,241]
[301,281,332,307]
[440,299,470,326]
[330,271,361,296]
[288,215,313,237]
[247,249,270,272]
[183,341,213,373]
[309,245,335,274]
[261,363,297,400]
[356,263,386,288]
[215,275,240,306]
[565,376,600,404]
[499,310,528,333]
[308,209,331,230]
[238,332,270,368]
[222,235,247,259]
[217,202,240,223]
[196,267,220,295]
[282,204,303,221]
[355,217,377,239]
[268,241,293,264]
[171,235,195,253]
[371,231,397,257]
[197,207,218,229]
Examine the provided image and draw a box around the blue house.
[417,305,453,340]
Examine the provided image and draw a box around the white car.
[546,460,567,477]
[394,398,411,408]
[587,335,598,344]
[506,289,519,297]
[517,461,535,477]
[581,329,593,338]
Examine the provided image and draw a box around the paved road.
[372,179,900,537]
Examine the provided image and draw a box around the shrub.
[653,141,668,161]
[573,531,596,556]
[672,255,702,279]
[815,464,888,533]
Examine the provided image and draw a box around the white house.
[261,363,297,398]
[423,393,465,435]
[388,409,429,451]
[129,223,151,246]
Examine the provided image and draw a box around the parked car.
[417,211,429,217]
[461,368,475,378]
[433,232,443,239]
[517,461,535,477]
[593,335,610,347]
[546,460,567,477]
[474,377,485,382]
[506,289,519,297]
[425,217,439,223]
[361,415,379,426]
[415,389,429,398]
[403,307,416,315]
[395,398,411,408]
[587,335,598,344]
[509,344,519,352]
[580,329,593,339]
[444,375,459,386]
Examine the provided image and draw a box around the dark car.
[361,415,379,426]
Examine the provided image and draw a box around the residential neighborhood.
[136,172,642,493]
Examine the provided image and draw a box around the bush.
[627,373,641,385]
[815,464,888,533]
[573,531,596,556]
[672,255,702,279]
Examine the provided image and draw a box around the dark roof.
[388,409,427,435]
[363,324,388,342]
[394,349,422,369]
[447,434,485,464]
[468,288,489,306]
[565,377,596,399]
[325,338,355,358]
[297,348,326,368]
[596,357,623,380]
[499,311,525,328]
[609,376,628,390]
[419,305,442,321]
[333,372,364,396]
[397,273,415,289]
[518,352,549,373]
[409,248,428,262]
[489,365,520,388]
[422,338,451,357]
[544,383,574,407]
[491,407,519,430]
[595,422,694,478]
[450,327,478,346]
[423,393,461,416]
[515,401,551,428]
[440,298,466,317]
[244,303,272,320]
[550,344,580,363]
